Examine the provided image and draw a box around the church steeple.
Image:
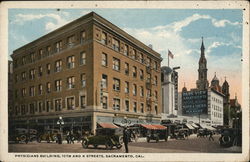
[222,76,230,105]
[196,37,209,90]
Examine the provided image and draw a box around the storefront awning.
[98,122,119,129]
[185,123,195,129]
[191,123,199,128]
[141,124,166,130]
[200,124,216,130]
[152,124,167,130]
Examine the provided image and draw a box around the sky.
[8,9,243,103]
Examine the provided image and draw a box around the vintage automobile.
[145,125,168,143]
[81,127,123,149]
[37,129,59,143]
[174,128,189,140]
[219,128,242,147]
[11,128,38,143]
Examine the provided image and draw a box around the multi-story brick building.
[10,12,162,133]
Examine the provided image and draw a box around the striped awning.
[191,123,199,128]
[185,123,195,129]
[141,124,167,130]
[98,122,119,129]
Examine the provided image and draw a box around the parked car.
[146,128,168,143]
[37,129,59,143]
[11,128,38,143]
[219,128,242,147]
[81,128,123,149]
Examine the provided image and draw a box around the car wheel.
[105,141,113,150]
[119,136,124,145]
[82,139,88,148]
[116,144,122,149]
[93,144,98,149]
[20,135,26,142]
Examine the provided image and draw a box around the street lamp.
[57,116,64,144]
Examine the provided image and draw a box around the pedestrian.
[209,131,214,141]
[123,127,129,153]
[69,130,74,144]
[66,131,70,144]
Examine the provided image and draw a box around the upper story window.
[21,72,26,80]
[30,86,35,97]
[81,73,86,87]
[139,53,144,63]
[46,46,51,56]
[47,63,51,74]
[101,32,107,45]
[102,53,107,67]
[125,81,129,94]
[132,66,137,78]
[22,56,26,65]
[124,45,128,56]
[146,57,151,67]
[147,73,151,83]
[154,76,158,85]
[55,99,62,111]
[38,84,43,95]
[30,53,35,63]
[67,56,75,69]
[21,88,26,97]
[154,61,158,70]
[100,96,107,109]
[38,49,43,60]
[29,69,35,80]
[80,95,86,108]
[140,86,144,97]
[112,38,119,52]
[67,97,75,110]
[55,41,62,53]
[140,103,144,113]
[102,74,107,89]
[67,35,75,47]
[46,101,52,112]
[15,75,19,83]
[80,31,86,43]
[154,91,158,100]
[133,102,137,113]
[67,76,75,89]
[131,49,136,59]
[80,52,86,65]
[47,82,51,93]
[55,60,62,72]
[124,62,129,75]
[38,66,43,77]
[113,78,120,91]
[113,98,120,111]
[139,69,144,80]
[112,57,120,71]
[55,79,62,92]
[133,84,137,96]
[125,100,129,112]
[147,89,151,98]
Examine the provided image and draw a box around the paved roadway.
[9,134,241,153]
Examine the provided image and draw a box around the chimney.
[148,44,153,49]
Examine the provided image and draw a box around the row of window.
[211,97,222,104]
[16,74,158,101]
[16,74,86,97]
[212,111,222,118]
[13,30,86,68]
[99,31,159,71]
[13,96,158,116]
[102,53,158,85]
[212,104,222,112]
[14,95,86,116]
[15,52,86,83]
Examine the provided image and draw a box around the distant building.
[8,60,13,117]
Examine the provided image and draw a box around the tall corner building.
[10,12,163,133]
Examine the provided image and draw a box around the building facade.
[10,12,162,133]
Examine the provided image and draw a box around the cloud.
[12,12,71,31]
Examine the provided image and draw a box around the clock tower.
[196,37,209,90]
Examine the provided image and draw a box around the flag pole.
[168,50,170,67]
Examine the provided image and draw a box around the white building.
[161,66,177,115]
[208,88,224,126]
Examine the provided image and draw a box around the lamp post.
[57,116,64,144]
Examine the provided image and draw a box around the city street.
[9,134,241,153]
